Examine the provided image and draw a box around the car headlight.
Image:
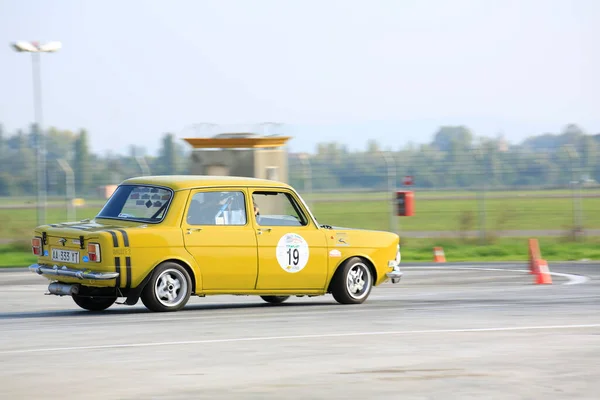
[395,244,401,264]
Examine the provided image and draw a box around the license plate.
[51,249,80,264]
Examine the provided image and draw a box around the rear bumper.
[29,264,119,280]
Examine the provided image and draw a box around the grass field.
[1,189,599,266]
[302,188,600,201]
[1,189,599,241]
[2,236,599,268]
[310,197,600,232]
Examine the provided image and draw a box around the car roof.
[120,175,293,191]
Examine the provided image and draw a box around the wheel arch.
[326,254,377,293]
[150,257,198,294]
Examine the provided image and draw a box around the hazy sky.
[1,0,598,155]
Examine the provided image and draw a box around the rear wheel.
[260,295,290,304]
[141,262,192,312]
[72,294,116,311]
[330,257,373,304]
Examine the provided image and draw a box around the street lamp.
[11,40,62,226]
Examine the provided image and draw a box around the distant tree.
[2,120,600,195]
[74,129,90,196]
[431,126,473,152]
[46,127,77,162]
[0,125,5,175]
[158,133,177,174]
[0,173,13,196]
[581,136,597,176]
[366,139,380,153]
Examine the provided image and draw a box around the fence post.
[474,147,486,243]
[298,153,312,209]
[136,156,151,176]
[57,159,75,222]
[566,146,583,238]
[380,151,397,234]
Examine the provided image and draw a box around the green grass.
[1,189,599,242]
[0,207,100,241]
[2,189,597,267]
[0,196,105,207]
[301,187,600,201]
[1,236,598,268]
[0,241,36,267]
[398,236,600,262]
[310,196,600,232]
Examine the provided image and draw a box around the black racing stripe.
[125,256,131,289]
[115,257,121,288]
[107,231,119,247]
[117,229,129,247]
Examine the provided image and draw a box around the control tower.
[183,130,291,183]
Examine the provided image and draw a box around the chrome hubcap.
[155,269,187,307]
[346,263,371,299]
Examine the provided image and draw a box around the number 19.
[287,248,299,266]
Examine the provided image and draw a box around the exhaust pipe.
[48,282,80,296]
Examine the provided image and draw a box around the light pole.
[11,40,61,226]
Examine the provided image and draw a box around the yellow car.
[28,176,403,312]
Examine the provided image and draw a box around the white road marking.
[1,323,599,355]
[400,266,590,285]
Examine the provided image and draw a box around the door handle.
[257,228,271,235]
[186,228,202,234]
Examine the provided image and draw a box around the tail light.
[32,237,42,256]
[87,243,101,262]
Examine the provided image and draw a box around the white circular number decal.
[276,233,309,273]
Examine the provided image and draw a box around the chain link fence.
[1,148,599,243]
[288,150,600,241]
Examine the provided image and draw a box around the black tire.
[141,262,192,312]
[330,257,373,304]
[72,294,116,311]
[260,295,290,304]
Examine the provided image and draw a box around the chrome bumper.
[386,261,403,284]
[29,264,119,280]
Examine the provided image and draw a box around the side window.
[252,191,308,227]
[186,191,247,226]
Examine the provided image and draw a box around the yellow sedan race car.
[28,176,403,312]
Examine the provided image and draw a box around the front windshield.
[96,185,173,223]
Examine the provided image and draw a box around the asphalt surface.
[1,262,599,399]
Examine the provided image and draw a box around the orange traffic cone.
[528,238,541,274]
[535,259,552,285]
[433,247,446,262]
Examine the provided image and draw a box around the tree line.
[292,124,600,190]
[0,122,598,197]
[0,124,188,197]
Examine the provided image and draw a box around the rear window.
[96,185,173,223]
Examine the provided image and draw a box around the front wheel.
[260,295,290,304]
[141,262,192,312]
[72,294,116,311]
[330,257,373,304]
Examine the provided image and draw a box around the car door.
[250,188,328,290]
[182,188,258,291]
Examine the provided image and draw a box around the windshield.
[96,185,174,223]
